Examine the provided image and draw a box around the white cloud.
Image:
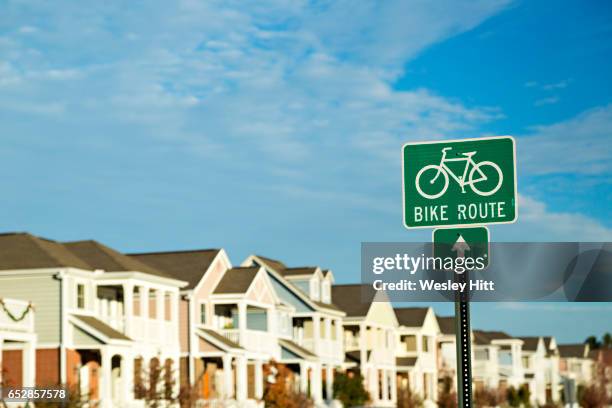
[520,104,612,175]
[0,0,510,165]
[495,194,612,241]
[534,96,559,106]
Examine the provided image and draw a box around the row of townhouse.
[0,232,603,407]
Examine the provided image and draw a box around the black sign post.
[454,269,473,408]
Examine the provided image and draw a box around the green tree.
[602,332,611,348]
[333,372,369,407]
[586,336,601,350]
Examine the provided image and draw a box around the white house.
[519,337,547,405]
[333,284,398,407]
[394,307,440,408]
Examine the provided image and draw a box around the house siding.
[0,274,60,343]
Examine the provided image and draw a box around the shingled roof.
[281,267,319,277]
[253,255,287,273]
[519,337,541,352]
[213,267,260,294]
[331,284,376,318]
[558,344,588,358]
[130,249,220,289]
[0,232,92,271]
[473,330,514,345]
[64,240,172,279]
[436,316,455,335]
[395,307,429,327]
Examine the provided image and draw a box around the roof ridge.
[128,248,220,256]
[31,234,92,269]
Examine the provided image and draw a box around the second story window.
[200,303,206,324]
[76,283,85,309]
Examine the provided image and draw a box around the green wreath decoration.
[0,298,34,322]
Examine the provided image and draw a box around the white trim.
[401,135,518,229]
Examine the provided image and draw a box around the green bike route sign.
[402,136,517,229]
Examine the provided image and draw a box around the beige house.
[558,343,593,385]
[394,307,440,407]
[333,284,398,407]
[133,249,274,407]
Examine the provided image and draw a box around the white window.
[76,283,86,309]
[199,303,206,324]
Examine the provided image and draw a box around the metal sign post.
[454,270,472,408]
[402,136,518,408]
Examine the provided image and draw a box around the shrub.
[263,360,312,408]
[437,376,457,408]
[333,371,370,407]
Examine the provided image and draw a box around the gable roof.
[279,339,316,360]
[558,344,588,358]
[395,307,429,327]
[519,337,541,352]
[213,267,260,294]
[254,255,287,273]
[331,284,376,318]
[248,255,344,315]
[198,328,242,351]
[72,314,131,341]
[436,316,455,335]
[129,249,221,289]
[0,232,92,271]
[473,330,516,345]
[64,240,171,278]
[281,267,319,277]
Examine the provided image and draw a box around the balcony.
[221,328,278,357]
[300,338,343,360]
[131,316,177,347]
[0,298,34,334]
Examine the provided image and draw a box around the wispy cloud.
[534,96,560,106]
[520,104,612,175]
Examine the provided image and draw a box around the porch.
[0,298,36,390]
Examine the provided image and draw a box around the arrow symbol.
[452,234,471,259]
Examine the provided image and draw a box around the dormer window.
[321,280,331,303]
[310,278,320,301]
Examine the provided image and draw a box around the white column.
[310,363,322,402]
[156,290,165,321]
[335,320,342,348]
[359,323,367,376]
[223,355,234,399]
[236,356,248,401]
[123,283,134,337]
[382,368,389,401]
[140,286,149,320]
[121,355,134,402]
[371,368,379,403]
[255,360,264,399]
[22,339,35,387]
[100,347,113,408]
[170,291,179,323]
[312,315,321,355]
[299,362,309,394]
[0,336,4,384]
[238,302,247,347]
[325,364,334,402]
[390,367,397,403]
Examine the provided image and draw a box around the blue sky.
[0,0,610,342]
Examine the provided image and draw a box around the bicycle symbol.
[415,147,503,199]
